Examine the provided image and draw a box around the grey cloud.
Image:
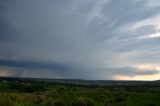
[87,0,160,42]
[114,36,160,53]
[121,25,157,40]
[102,0,160,26]
[96,67,160,79]
[0,0,160,80]
[0,58,94,79]
[0,58,70,71]
[0,66,61,78]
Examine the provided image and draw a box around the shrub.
[45,91,57,97]
[72,97,87,106]
[149,103,156,106]
[57,85,67,92]
[35,95,46,105]
[31,83,47,92]
[54,100,64,106]
[104,102,112,106]
[85,98,94,106]
[115,95,124,102]
[0,97,15,106]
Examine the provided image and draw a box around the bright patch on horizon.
[113,73,160,81]
[112,64,160,81]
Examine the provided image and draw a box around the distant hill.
[0,76,159,86]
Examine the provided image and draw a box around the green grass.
[0,80,159,106]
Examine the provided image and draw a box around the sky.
[0,0,160,80]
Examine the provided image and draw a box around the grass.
[0,80,159,106]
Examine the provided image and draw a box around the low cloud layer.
[0,0,160,80]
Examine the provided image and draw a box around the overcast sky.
[0,0,160,80]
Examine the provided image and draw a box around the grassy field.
[0,78,160,106]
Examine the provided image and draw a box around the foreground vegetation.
[0,78,160,106]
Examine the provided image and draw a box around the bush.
[72,97,94,106]
[54,100,64,106]
[57,85,67,92]
[115,95,124,102]
[0,96,15,106]
[149,103,156,106]
[104,102,113,106]
[85,98,94,106]
[35,95,46,105]
[72,97,87,106]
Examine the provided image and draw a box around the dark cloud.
[0,58,70,71]
[0,58,94,79]
[0,0,160,80]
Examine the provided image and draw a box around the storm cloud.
[0,0,160,80]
